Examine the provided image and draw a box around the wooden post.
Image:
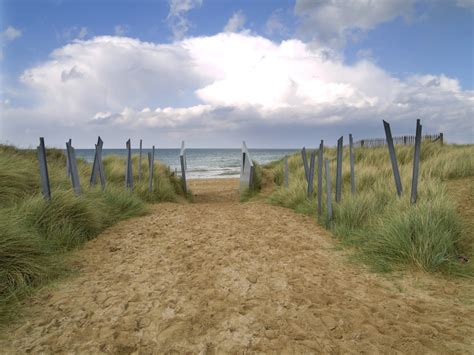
[148,145,155,193]
[325,159,332,222]
[66,138,71,178]
[90,136,105,189]
[411,119,422,204]
[66,140,81,196]
[180,140,187,193]
[349,134,355,194]
[307,150,316,198]
[383,120,403,197]
[125,139,134,191]
[317,140,324,216]
[301,147,309,182]
[284,156,289,188]
[138,139,143,183]
[37,137,51,201]
[335,136,343,202]
[439,133,444,145]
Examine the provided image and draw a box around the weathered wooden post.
[335,136,343,202]
[180,140,187,193]
[307,150,316,197]
[66,138,71,178]
[410,119,422,204]
[66,139,81,196]
[301,147,309,182]
[284,155,289,188]
[37,137,51,201]
[240,141,255,192]
[90,136,105,189]
[148,145,155,193]
[325,159,332,222]
[138,139,143,183]
[125,139,134,191]
[439,133,444,145]
[317,140,324,216]
[349,134,356,194]
[383,120,403,197]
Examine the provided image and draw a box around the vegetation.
[240,160,263,202]
[264,142,474,275]
[0,144,185,323]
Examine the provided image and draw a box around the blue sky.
[0,0,473,147]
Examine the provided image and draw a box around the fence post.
[301,147,309,182]
[361,139,365,148]
[148,145,155,193]
[325,159,332,222]
[37,137,51,201]
[125,139,134,191]
[335,136,343,202]
[66,138,71,178]
[439,133,444,145]
[66,140,81,196]
[138,139,143,183]
[307,150,316,198]
[383,120,403,197]
[284,155,289,188]
[410,119,422,204]
[90,136,105,189]
[317,140,324,216]
[180,140,187,193]
[349,134,356,194]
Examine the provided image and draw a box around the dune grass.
[265,142,474,276]
[240,160,263,202]
[0,144,186,323]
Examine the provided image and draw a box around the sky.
[0,0,473,148]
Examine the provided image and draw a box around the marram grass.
[0,144,186,324]
[265,142,474,276]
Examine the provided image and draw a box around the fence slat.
[90,136,105,189]
[66,138,71,178]
[138,139,143,183]
[307,150,316,197]
[349,134,355,194]
[383,120,403,197]
[66,140,81,195]
[180,140,187,193]
[301,147,309,182]
[411,119,422,204]
[284,155,288,188]
[125,139,134,191]
[37,137,51,201]
[148,145,155,193]
[317,140,323,216]
[325,159,332,222]
[335,136,343,202]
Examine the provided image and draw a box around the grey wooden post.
[37,137,51,201]
[307,150,316,197]
[90,136,105,189]
[439,133,444,145]
[125,139,134,191]
[180,140,187,193]
[66,140,81,196]
[148,145,155,193]
[284,155,288,188]
[410,119,422,204]
[317,140,324,216]
[325,159,332,222]
[301,147,309,182]
[383,120,403,196]
[335,136,343,202]
[66,138,71,178]
[349,134,356,194]
[138,139,143,183]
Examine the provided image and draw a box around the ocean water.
[74,148,298,179]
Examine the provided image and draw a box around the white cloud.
[1,33,473,147]
[1,26,22,41]
[167,0,202,40]
[294,0,415,46]
[224,10,246,33]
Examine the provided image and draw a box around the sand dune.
[1,179,473,353]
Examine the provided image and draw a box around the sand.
[1,178,473,353]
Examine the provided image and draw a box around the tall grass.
[266,142,474,275]
[0,144,186,323]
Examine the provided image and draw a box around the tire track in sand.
[1,179,473,353]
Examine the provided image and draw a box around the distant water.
[74,148,298,179]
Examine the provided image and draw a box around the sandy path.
[2,179,473,354]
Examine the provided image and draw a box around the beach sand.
[1,178,473,353]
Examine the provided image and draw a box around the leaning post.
[317,140,324,216]
[383,120,403,197]
[180,141,187,193]
[349,134,356,194]
[301,147,309,182]
[325,159,333,222]
[66,138,71,178]
[37,137,51,201]
[307,150,316,198]
[125,139,134,191]
[410,119,422,204]
[66,140,81,196]
[335,136,343,202]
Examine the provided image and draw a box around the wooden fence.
[354,132,442,148]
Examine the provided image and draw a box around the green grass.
[240,160,263,202]
[264,142,474,276]
[0,144,186,323]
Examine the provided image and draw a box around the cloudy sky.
[0,0,473,148]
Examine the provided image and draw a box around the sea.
[74,149,298,179]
